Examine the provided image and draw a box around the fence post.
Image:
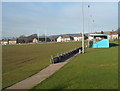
[50,59,52,64]
[79,49,81,54]
[51,55,53,64]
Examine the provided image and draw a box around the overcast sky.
[2,2,118,38]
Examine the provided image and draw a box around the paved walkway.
[5,54,78,90]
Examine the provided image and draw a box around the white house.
[73,34,82,41]
[1,39,9,45]
[9,39,17,45]
[57,36,62,42]
[57,35,73,42]
[110,34,118,40]
[107,31,119,40]
[33,38,38,43]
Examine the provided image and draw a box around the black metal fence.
[50,47,82,64]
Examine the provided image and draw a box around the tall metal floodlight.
[37,29,39,43]
[93,20,95,33]
[45,29,47,43]
[88,5,90,48]
[82,1,84,53]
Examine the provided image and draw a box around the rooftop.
[90,34,108,36]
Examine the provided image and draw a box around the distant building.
[17,34,38,43]
[9,39,17,45]
[57,36,62,42]
[57,35,73,42]
[110,34,118,40]
[109,31,119,40]
[103,30,120,40]
[32,38,38,43]
[38,37,51,42]
[0,39,9,45]
[57,34,88,42]
[48,36,58,42]
[73,34,82,41]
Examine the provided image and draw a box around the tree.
[101,31,104,34]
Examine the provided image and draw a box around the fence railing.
[50,47,82,64]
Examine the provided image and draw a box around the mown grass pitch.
[33,41,118,89]
[2,42,83,89]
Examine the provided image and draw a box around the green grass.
[2,42,84,89]
[33,41,118,89]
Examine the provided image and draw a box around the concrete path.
[5,54,78,90]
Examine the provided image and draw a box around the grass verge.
[32,41,118,89]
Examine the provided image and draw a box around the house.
[9,39,17,45]
[104,30,119,40]
[17,37,30,43]
[57,36,62,42]
[32,38,38,43]
[73,34,82,41]
[38,36,51,42]
[109,31,119,40]
[48,36,58,42]
[73,34,88,41]
[17,34,38,43]
[57,35,74,42]
[1,39,9,45]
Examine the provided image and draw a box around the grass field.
[33,41,118,89]
[2,42,84,89]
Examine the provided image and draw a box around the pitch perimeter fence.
[50,47,82,64]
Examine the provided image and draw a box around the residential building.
[9,39,17,45]
[1,39,9,45]
[73,34,82,41]
[32,38,38,43]
[57,35,74,42]
[107,31,119,40]
[48,36,58,42]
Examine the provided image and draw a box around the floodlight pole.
[88,5,90,48]
[45,29,47,43]
[37,29,39,43]
[93,20,94,33]
[82,1,85,53]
